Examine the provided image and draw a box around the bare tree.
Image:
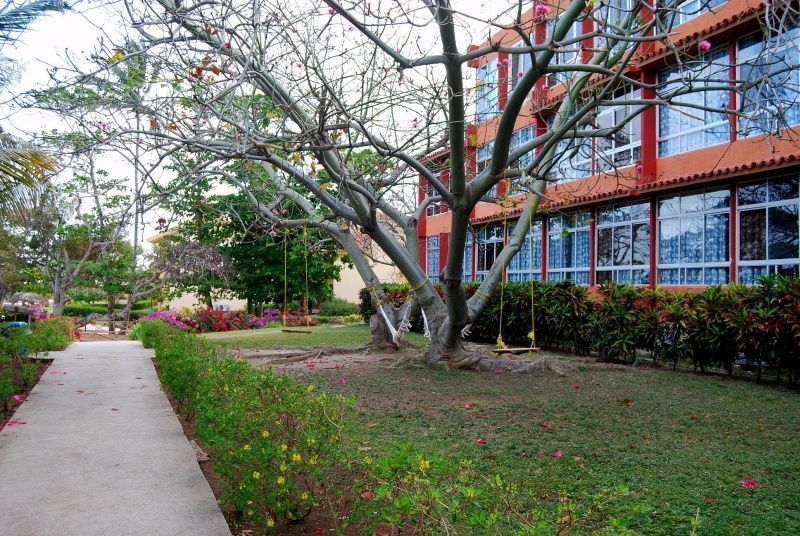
[26,0,800,368]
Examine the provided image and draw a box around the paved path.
[0,341,231,536]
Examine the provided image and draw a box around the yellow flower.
[267,518,275,527]
[280,444,288,452]
[247,510,253,517]
[292,453,302,462]
[306,384,315,393]
[252,471,261,480]
[364,456,373,465]
[261,430,270,439]
[308,456,318,465]
[417,457,431,471]
[243,444,251,451]
[301,491,309,500]
[306,437,316,446]
[280,463,287,472]
[277,476,286,485]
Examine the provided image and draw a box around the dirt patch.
[0,359,53,431]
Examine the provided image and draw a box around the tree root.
[427,346,565,375]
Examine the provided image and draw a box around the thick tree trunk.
[52,285,68,316]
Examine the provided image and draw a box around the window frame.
[476,224,505,282]
[547,211,591,284]
[476,60,500,122]
[508,219,544,282]
[656,187,731,285]
[595,88,642,172]
[426,236,440,284]
[736,177,800,283]
[595,201,651,285]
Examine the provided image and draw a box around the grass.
[202,323,429,349]
[208,325,800,534]
[313,360,799,535]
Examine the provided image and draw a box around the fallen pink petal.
[540,420,553,428]
[552,450,562,459]
[6,420,27,427]
[740,479,758,489]
[12,394,24,404]
[336,378,345,385]
[360,491,374,499]
[475,437,487,444]
[464,403,474,410]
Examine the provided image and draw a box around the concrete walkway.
[0,341,231,536]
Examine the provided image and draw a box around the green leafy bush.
[28,317,76,353]
[63,303,108,317]
[592,284,643,362]
[137,319,172,349]
[318,299,360,317]
[150,327,349,531]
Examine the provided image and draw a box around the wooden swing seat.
[491,347,540,355]
[282,328,312,334]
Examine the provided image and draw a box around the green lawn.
[207,325,800,534]
[313,362,799,535]
[202,323,429,349]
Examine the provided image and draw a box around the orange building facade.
[417,0,800,290]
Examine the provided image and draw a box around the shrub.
[150,328,349,531]
[28,317,76,352]
[137,319,172,349]
[592,284,643,363]
[63,303,108,317]
[318,299,360,317]
[128,322,143,341]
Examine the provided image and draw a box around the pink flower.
[494,367,504,374]
[501,58,508,65]
[360,490,374,499]
[635,161,644,175]
[336,377,345,385]
[270,230,277,237]
[282,209,288,215]
[272,208,278,215]
[517,70,524,78]
[475,437,487,444]
[540,420,553,428]
[12,394,23,404]
[740,479,758,489]
[535,4,551,16]
[699,40,712,52]
[6,420,27,427]
[464,403,474,410]
[328,7,336,15]
[551,450,562,459]
[223,41,231,48]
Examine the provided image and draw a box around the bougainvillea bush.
[142,308,282,333]
[150,327,349,530]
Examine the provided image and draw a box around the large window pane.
[705,213,729,262]
[680,216,704,263]
[740,209,766,261]
[768,204,799,260]
[659,219,680,264]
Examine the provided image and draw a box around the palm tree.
[0,1,68,208]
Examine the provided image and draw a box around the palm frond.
[0,132,56,192]
[0,0,69,46]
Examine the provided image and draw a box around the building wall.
[417,0,800,288]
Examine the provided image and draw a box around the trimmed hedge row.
[143,321,348,529]
[360,276,800,380]
[63,303,153,319]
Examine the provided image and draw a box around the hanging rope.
[496,196,510,350]
[528,194,537,350]
[282,227,288,331]
[421,308,431,339]
[366,283,400,342]
[303,225,310,327]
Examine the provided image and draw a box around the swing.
[491,189,540,355]
[282,226,312,334]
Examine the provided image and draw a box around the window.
[657,48,729,157]
[511,38,534,90]
[596,88,642,171]
[509,126,535,193]
[547,115,592,182]
[737,27,800,136]
[424,172,447,216]
[508,219,543,281]
[476,224,504,282]
[477,60,499,122]
[737,177,800,283]
[426,236,440,283]
[547,18,581,87]
[476,142,497,197]
[548,211,591,283]
[666,0,726,27]
[657,188,730,285]
[596,201,650,284]
[463,238,474,282]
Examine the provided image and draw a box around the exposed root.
[426,344,565,375]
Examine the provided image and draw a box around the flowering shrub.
[145,310,187,330]
[150,328,348,531]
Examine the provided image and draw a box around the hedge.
[63,303,154,319]
[360,276,800,381]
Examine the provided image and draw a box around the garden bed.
[0,359,53,432]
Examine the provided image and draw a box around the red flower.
[740,479,758,489]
